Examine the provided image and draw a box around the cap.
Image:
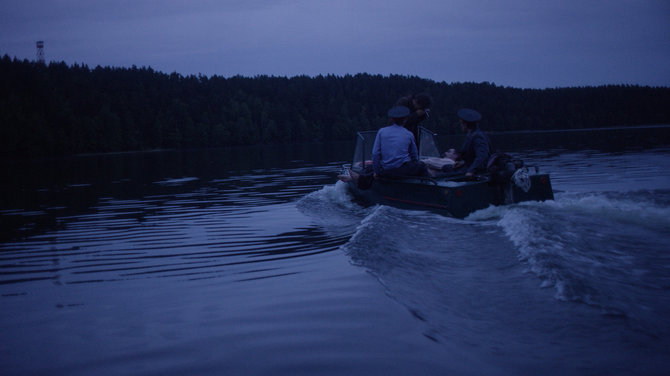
[457,108,482,123]
[387,105,410,118]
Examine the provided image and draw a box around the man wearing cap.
[444,108,492,179]
[371,105,429,179]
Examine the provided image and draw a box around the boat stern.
[510,173,554,203]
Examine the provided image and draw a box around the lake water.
[2,126,670,375]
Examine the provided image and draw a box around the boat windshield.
[418,126,441,159]
[351,127,442,170]
[351,131,377,170]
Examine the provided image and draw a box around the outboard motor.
[488,153,523,183]
[487,153,527,205]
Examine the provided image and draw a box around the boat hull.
[346,173,554,218]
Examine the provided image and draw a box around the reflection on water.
[1,126,670,376]
[1,164,349,285]
[487,125,670,152]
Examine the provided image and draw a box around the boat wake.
[300,178,670,343]
[474,190,670,333]
[295,181,374,237]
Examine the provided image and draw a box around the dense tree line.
[1,55,669,157]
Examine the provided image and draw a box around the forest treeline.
[2,55,669,157]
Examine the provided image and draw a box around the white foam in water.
[544,192,670,230]
[494,191,670,305]
[295,181,373,235]
[341,205,416,271]
[464,204,508,221]
[346,205,384,243]
[495,205,576,300]
[297,181,358,210]
[153,177,200,186]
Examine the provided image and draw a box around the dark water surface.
[2,127,670,375]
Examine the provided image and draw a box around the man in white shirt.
[372,106,429,178]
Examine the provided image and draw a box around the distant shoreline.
[487,123,670,135]
[3,56,669,158]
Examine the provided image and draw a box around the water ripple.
[0,170,345,286]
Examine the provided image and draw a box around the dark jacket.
[459,127,492,174]
[395,96,428,142]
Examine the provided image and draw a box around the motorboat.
[339,127,554,218]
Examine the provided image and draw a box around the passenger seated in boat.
[372,106,429,179]
[337,106,428,188]
[442,108,491,179]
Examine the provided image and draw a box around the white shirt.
[371,124,418,175]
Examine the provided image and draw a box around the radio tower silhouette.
[36,41,44,64]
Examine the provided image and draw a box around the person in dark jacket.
[395,93,432,143]
[444,108,492,179]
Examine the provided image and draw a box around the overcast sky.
[2,0,669,88]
